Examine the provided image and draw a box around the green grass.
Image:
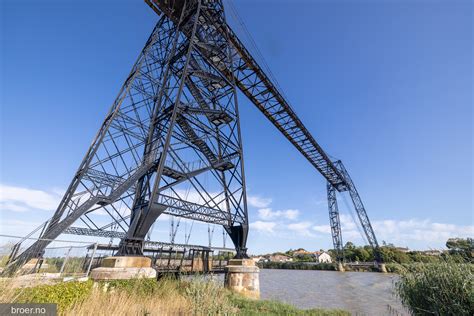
[395,261,474,315]
[230,295,349,315]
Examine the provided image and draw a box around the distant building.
[268,254,292,262]
[395,247,409,253]
[423,250,442,256]
[291,249,332,263]
[316,252,332,263]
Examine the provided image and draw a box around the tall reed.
[395,260,473,315]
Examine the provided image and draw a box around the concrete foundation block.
[337,262,345,272]
[90,256,156,280]
[100,256,152,268]
[224,259,260,299]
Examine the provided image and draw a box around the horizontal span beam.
[63,227,236,252]
[64,226,125,239]
[226,27,346,190]
[156,194,246,225]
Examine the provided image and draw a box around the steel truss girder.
[64,226,126,239]
[63,226,235,252]
[157,194,245,225]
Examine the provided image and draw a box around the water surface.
[258,269,408,315]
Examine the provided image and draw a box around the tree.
[354,248,371,262]
[344,241,356,250]
[342,242,356,261]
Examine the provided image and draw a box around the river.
[258,269,408,315]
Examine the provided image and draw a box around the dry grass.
[184,278,237,315]
[68,289,191,315]
[1,276,347,315]
[1,276,236,315]
[0,278,20,304]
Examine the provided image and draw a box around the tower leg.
[225,224,249,259]
[327,182,344,270]
[335,161,385,270]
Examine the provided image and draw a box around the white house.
[316,252,332,263]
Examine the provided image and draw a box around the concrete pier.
[90,256,156,280]
[224,259,260,299]
[337,262,345,272]
[378,263,387,273]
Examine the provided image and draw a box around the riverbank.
[0,277,349,315]
[258,261,383,272]
[258,261,440,273]
[259,261,337,271]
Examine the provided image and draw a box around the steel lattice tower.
[6,0,249,273]
[5,0,384,274]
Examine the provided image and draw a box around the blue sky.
[1,0,472,254]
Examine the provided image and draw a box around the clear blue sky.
[1,0,472,254]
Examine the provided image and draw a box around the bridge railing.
[0,234,98,279]
[1,234,236,278]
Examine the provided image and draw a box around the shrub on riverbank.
[1,276,349,315]
[395,261,474,315]
[385,262,424,274]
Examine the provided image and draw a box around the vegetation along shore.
[257,238,473,273]
[0,277,349,315]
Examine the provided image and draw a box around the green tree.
[344,242,355,250]
[354,248,371,262]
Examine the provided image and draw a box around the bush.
[395,261,474,315]
[16,280,93,311]
[105,278,168,296]
[385,262,425,274]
